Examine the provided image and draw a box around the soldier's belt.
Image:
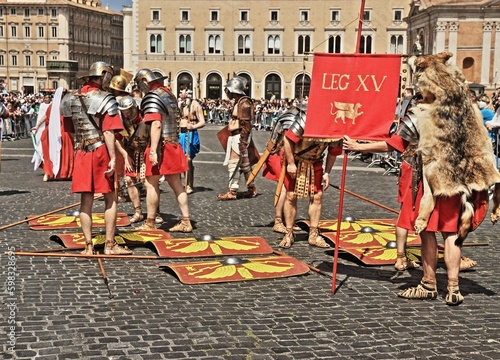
[231,129,241,135]
[75,137,105,152]
[402,155,416,167]
[180,127,188,133]
[162,136,179,145]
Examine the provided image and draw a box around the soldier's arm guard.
[238,96,254,152]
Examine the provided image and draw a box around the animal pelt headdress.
[411,52,500,243]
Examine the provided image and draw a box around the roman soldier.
[114,95,149,224]
[60,61,132,255]
[280,104,342,248]
[133,68,192,233]
[217,76,256,200]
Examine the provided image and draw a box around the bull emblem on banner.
[330,102,364,124]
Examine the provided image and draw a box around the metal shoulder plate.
[86,90,119,116]
[60,93,73,117]
[397,111,419,144]
[143,88,178,115]
[270,110,298,144]
[287,108,307,138]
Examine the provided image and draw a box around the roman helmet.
[224,76,246,97]
[79,61,114,89]
[109,69,133,93]
[134,69,167,93]
[118,95,139,121]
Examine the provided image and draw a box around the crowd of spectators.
[0,91,306,143]
[199,96,307,131]
[0,92,46,141]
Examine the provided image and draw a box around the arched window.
[237,73,252,97]
[294,74,311,100]
[390,35,404,54]
[238,35,250,54]
[359,35,372,54]
[462,57,475,81]
[267,35,281,54]
[206,73,222,99]
[177,72,193,95]
[298,35,310,54]
[328,35,341,53]
[179,34,192,54]
[150,34,162,53]
[208,35,221,54]
[265,73,281,100]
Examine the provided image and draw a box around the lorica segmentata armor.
[60,90,118,151]
[141,88,180,139]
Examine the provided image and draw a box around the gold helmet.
[109,75,129,92]
[109,69,133,92]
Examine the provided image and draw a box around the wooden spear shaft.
[8,251,158,260]
[0,194,104,231]
[96,251,114,299]
[331,184,399,215]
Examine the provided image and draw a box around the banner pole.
[331,153,348,293]
[331,0,366,294]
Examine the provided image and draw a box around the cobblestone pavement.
[1,125,500,359]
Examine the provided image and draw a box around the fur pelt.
[411,52,500,241]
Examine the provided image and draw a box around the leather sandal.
[104,241,133,255]
[129,212,144,224]
[279,229,295,249]
[272,217,287,234]
[217,190,237,201]
[459,256,477,271]
[134,218,156,231]
[397,279,437,300]
[394,253,419,271]
[243,186,257,198]
[81,242,94,255]
[308,227,330,248]
[446,279,464,306]
[169,216,193,233]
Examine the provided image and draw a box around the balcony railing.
[138,52,307,62]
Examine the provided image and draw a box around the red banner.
[304,53,402,142]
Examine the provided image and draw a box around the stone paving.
[1,125,500,359]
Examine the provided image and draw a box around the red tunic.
[40,104,53,178]
[71,82,123,193]
[143,84,188,176]
[387,134,463,233]
[283,129,342,192]
[262,152,283,182]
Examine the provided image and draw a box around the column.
[493,23,500,88]
[482,21,493,84]
[434,21,446,54]
[448,21,459,65]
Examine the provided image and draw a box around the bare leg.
[103,192,132,255]
[308,191,330,248]
[272,184,287,233]
[308,191,323,228]
[79,193,95,255]
[420,230,438,282]
[443,231,464,305]
[126,176,141,214]
[280,190,297,248]
[394,226,418,270]
[166,174,193,232]
[145,175,160,221]
[397,230,438,300]
[165,174,189,218]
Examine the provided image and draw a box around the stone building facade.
[0,0,123,94]
[123,0,410,100]
[406,0,500,94]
